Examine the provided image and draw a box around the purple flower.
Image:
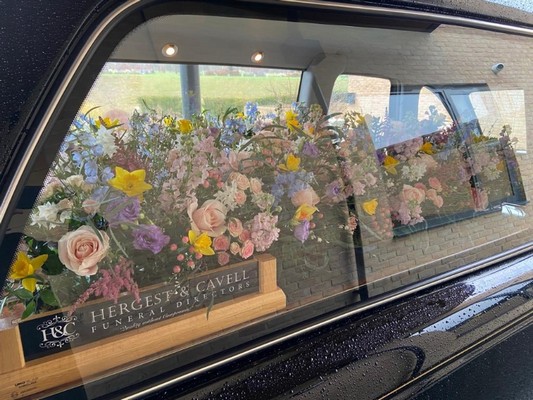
[105,197,141,226]
[294,220,310,243]
[132,225,170,254]
[325,180,345,203]
[302,142,320,158]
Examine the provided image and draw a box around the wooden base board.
[0,255,286,399]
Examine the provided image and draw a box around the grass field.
[82,72,303,116]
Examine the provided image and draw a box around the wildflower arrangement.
[3,103,379,319]
[2,100,518,320]
[373,113,518,229]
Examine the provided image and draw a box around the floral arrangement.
[1,103,374,320]
[1,100,518,321]
[372,110,517,229]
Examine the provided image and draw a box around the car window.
[0,3,532,398]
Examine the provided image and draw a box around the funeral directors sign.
[19,260,259,361]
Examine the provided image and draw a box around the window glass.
[88,62,299,116]
[470,89,527,152]
[1,9,532,398]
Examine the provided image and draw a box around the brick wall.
[345,25,533,295]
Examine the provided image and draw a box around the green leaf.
[40,289,60,307]
[42,253,64,275]
[21,300,36,320]
[13,288,33,300]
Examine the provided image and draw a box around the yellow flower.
[285,110,300,131]
[177,119,193,134]
[383,155,399,175]
[236,112,245,119]
[292,204,318,223]
[163,116,175,127]
[108,167,153,198]
[95,116,120,129]
[9,252,48,292]
[420,142,435,155]
[473,134,488,143]
[278,153,301,172]
[362,199,378,216]
[188,230,215,256]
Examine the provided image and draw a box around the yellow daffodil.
[362,199,378,216]
[95,116,120,129]
[278,153,301,172]
[236,112,245,119]
[285,110,300,131]
[163,116,175,127]
[108,167,153,198]
[188,230,215,256]
[292,204,318,223]
[9,252,48,292]
[420,142,435,155]
[383,155,399,175]
[177,119,193,134]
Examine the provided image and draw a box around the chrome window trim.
[1,1,532,397]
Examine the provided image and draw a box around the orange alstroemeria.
[292,204,318,223]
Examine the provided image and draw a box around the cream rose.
[188,199,227,237]
[249,178,263,194]
[227,218,244,237]
[58,226,110,276]
[291,188,320,207]
[234,190,247,205]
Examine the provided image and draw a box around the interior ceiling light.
[251,51,264,63]
[162,43,178,57]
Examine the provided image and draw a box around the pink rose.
[250,178,262,194]
[234,190,247,205]
[240,240,255,259]
[230,242,241,255]
[433,195,444,208]
[188,199,227,237]
[426,188,438,202]
[227,218,244,237]
[291,188,320,207]
[213,235,230,251]
[239,229,251,242]
[414,182,427,192]
[217,252,230,266]
[428,177,443,192]
[230,172,250,191]
[58,226,110,276]
[400,185,425,204]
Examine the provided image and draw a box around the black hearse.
[0,1,532,399]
